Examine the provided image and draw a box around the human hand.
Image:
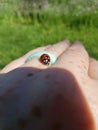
[0,40,98,130]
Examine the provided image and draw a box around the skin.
[0,40,98,130]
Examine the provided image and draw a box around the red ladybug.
[39,54,50,65]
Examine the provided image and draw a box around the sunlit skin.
[0,40,98,130]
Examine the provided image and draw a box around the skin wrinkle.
[68,61,73,64]
[88,58,93,79]
[67,49,89,66]
[68,61,86,75]
[59,49,88,68]
[63,61,87,80]
[67,49,86,59]
[67,59,88,77]
[77,64,81,69]
[81,77,87,85]
[83,65,87,70]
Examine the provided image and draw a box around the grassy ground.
[0,0,98,69]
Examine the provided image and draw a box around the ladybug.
[39,54,51,65]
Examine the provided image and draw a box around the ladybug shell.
[39,54,50,65]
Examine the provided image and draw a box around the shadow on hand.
[0,67,95,130]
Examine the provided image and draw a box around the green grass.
[0,21,98,69]
[0,0,98,69]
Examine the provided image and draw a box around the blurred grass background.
[0,0,98,69]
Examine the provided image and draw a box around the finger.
[0,57,24,73]
[53,41,89,80]
[23,40,70,69]
[45,40,70,58]
[1,46,50,73]
[23,45,51,59]
[89,58,98,80]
